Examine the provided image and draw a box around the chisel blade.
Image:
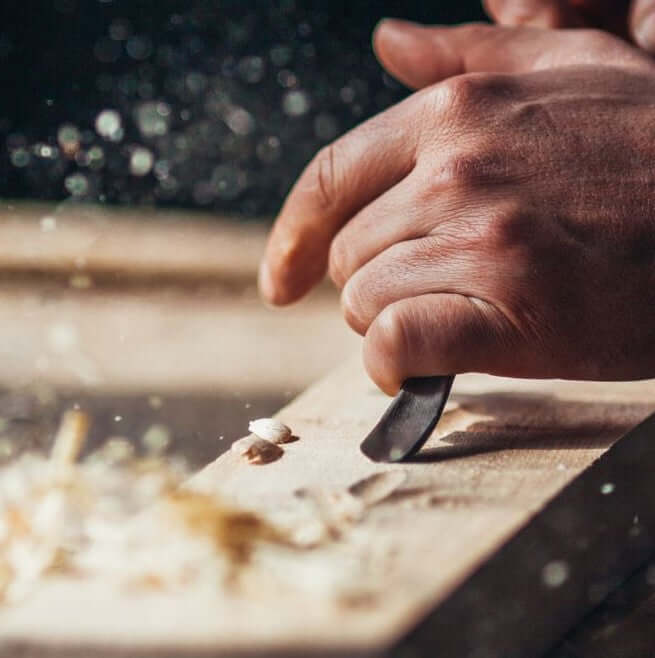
[360,375,455,463]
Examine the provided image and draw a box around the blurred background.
[0,0,486,216]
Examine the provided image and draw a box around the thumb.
[372,19,462,90]
[373,19,651,90]
[362,294,523,395]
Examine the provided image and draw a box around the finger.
[631,0,655,52]
[483,0,582,27]
[373,18,463,90]
[373,20,650,90]
[328,173,428,290]
[328,172,490,290]
[362,294,519,395]
[340,236,495,336]
[259,102,418,305]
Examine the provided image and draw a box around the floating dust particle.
[57,123,81,157]
[49,409,90,475]
[148,395,163,409]
[166,490,290,567]
[69,274,93,289]
[129,146,154,176]
[95,109,123,142]
[542,560,570,588]
[39,216,57,232]
[231,436,283,465]
[141,424,171,456]
[0,438,13,460]
[64,173,89,197]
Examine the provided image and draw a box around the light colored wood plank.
[0,281,359,395]
[0,202,266,282]
[0,202,359,395]
[1,358,653,654]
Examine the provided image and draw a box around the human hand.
[483,0,655,54]
[259,25,655,394]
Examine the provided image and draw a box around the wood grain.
[2,357,654,656]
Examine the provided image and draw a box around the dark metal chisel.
[360,375,455,463]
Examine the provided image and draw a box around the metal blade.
[360,375,455,463]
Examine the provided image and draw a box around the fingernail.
[258,260,275,303]
[377,17,428,37]
[636,13,655,52]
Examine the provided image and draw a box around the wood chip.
[49,410,90,479]
[248,418,293,444]
[231,436,283,465]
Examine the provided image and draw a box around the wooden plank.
[1,357,654,656]
[547,558,655,658]
[0,203,359,395]
[0,202,267,283]
[0,280,359,395]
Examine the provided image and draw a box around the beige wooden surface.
[0,202,267,282]
[1,201,654,656]
[0,202,359,395]
[1,358,653,655]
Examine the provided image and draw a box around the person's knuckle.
[306,142,341,211]
[482,201,527,249]
[446,149,492,188]
[440,75,483,114]
[436,73,505,116]
[422,141,503,194]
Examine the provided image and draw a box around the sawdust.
[0,410,294,602]
[167,489,291,566]
[0,411,410,607]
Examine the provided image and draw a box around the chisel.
[360,375,455,462]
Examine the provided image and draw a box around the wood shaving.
[0,411,293,604]
[230,436,283,464]
[248,418,293,444]
[49,409,89,479]
[0,414,407,611]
